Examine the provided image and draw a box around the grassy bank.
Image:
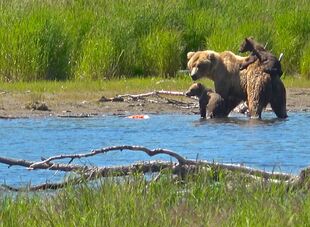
[0,77,309,96]
[1,169,310,226]
[0,0,309,82]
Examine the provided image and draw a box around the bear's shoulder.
[220,51,247,62]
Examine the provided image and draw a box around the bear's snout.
[191,74,198,81]
[190,67,199,81]
[185,91,191,97]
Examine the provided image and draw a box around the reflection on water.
[0,112,309,186]
[194,114,286,127]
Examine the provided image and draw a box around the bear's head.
[185,83,205,97]
[186,83,213,98]
[187,50,218,81]
[239,37,255,53]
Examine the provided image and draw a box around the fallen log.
[117,90,187,100]
[0,145,306,191]
[98,90,248,114]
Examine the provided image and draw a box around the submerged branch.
[1,178,82,191]
[1,161,175,191]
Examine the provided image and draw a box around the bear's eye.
[197,62,207,68]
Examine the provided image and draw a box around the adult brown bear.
[187,50,287,118]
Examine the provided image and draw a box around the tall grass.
[1,170,310,226]
[0,0,309,81]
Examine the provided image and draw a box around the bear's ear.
[197,83,204,89]
[207,52,215,61]
[187,52,195,60]
[245,36,254,43]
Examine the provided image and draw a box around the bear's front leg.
[199,99,207,118]
[240,55,257,70]
[224,97,242,116]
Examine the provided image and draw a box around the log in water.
[0,112,309,186]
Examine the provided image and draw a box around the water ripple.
[0,112,309,185]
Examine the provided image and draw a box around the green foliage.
[0,0,310,81]
[37,17,71,80]
[300,40,310,79]
[75,34,115,80]
[140,30,183,77]
[1,170,310,226]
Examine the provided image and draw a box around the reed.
[0,0,309,81]
[1,169,310,226]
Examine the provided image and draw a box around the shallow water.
[0,112,310,186]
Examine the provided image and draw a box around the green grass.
[0,0,309,82]
[0,77,308,97]
[1,169,310,226]
[0,76,214,94]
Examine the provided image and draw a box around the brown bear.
[185,83,228,118]
[187,50,287,118]
[239,37,283,78]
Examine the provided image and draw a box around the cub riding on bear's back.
[186,83,227,119]
[239,37,283,78]
[187,48,287,119]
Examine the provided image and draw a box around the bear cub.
[186,83,227,118]
[239,37,283,77]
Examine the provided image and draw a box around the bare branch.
[117,90,186,100]
[0,145,305,191]
[98,90,249,114]
[29,145,196,169]
[1,145,295,183]
[0,156,89,172]
[99,90,197,104]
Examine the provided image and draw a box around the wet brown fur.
[239,37,283,77]
[187,50,287,118]
[186,83,228,118]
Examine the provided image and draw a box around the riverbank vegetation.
[0,0,309,82]
[1,77,310,96]
[1,169,310,226]
[1,1,310,225]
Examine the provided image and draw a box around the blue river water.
[0,112,310,186]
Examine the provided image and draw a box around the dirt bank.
[0,88,309,119]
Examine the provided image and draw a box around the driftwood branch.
[0,145,306,191]
[117,90,186,99]
[29,145,196,170]
[99,90,248,114]
[99,90,197,105]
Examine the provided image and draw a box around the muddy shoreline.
[0,88,309,119]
